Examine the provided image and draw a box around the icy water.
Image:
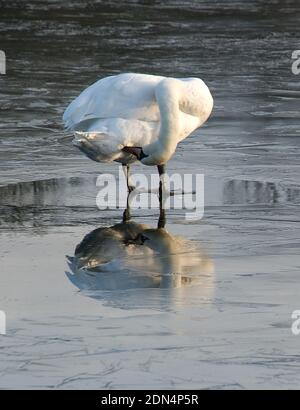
[1,0,300,389]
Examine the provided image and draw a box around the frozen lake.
[0,0,300,389]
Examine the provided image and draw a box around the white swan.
[63,72,213,190]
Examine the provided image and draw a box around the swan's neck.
[142,79,181,165]
[141,77,213,166]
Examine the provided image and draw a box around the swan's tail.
[72,131,120,163]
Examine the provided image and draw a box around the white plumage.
[63,73,213,167]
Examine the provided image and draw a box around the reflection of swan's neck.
[160,273,182,288]
[143,228,183,275]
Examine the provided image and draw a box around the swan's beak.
[122,146,148,160]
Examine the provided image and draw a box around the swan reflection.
[66,213,214,303]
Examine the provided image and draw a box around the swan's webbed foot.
[169,189,196,196]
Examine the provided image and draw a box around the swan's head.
[122,145,172,166]
[140,143,176,165]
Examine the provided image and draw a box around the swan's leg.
[122,191,131,223]
[157,165,166,228]
[156,164,194,196]
[157,164,166,196]
[122,164,135,193]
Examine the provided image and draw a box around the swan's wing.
[73,117,159,162]
[63,73,164,130]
